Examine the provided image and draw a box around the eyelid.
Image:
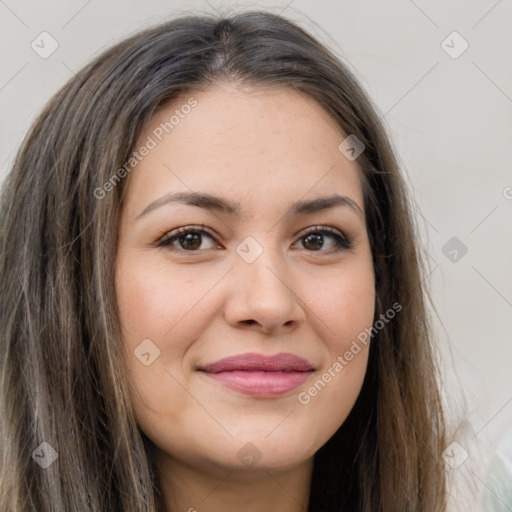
[293,225,352,251]
[156,223,218,245]
[295,224,345,240]
[156,224,352,252]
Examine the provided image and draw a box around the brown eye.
[295,226,352,253]
[179,232,203,250]
[157,226,217,251]
[302,233,324,250]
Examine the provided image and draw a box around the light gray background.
[1,1,511,509]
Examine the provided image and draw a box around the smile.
[197,352,315,397]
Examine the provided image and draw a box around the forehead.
[123,83,364,218]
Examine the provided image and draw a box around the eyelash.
[155,223,352,254]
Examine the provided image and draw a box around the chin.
[208,438,318,474]
[152,421,321,476]
[225,422,324,471]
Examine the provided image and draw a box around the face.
[115,82,375,476]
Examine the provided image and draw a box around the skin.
[115,82,375,512]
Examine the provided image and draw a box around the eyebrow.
[135,191,364,220]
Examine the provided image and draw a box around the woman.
[0,10,447,511]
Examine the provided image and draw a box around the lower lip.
[201,370,313,397]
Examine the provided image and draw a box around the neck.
[154,449,314,512]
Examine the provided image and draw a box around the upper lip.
[198,352,315,373]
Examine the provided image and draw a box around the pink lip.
[198,352,315,397]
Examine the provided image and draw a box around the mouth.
[197,352,315,397]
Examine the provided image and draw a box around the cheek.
[296,258,374,424]
[115,258,206,437]
[115,254,212,345]
[115,254,220,409]
[307,261,375,349]
[334,276,375,343]
[297,274,374,438]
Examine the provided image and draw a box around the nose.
[223,243,306,335]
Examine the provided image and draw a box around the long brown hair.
[0,10,446,511]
